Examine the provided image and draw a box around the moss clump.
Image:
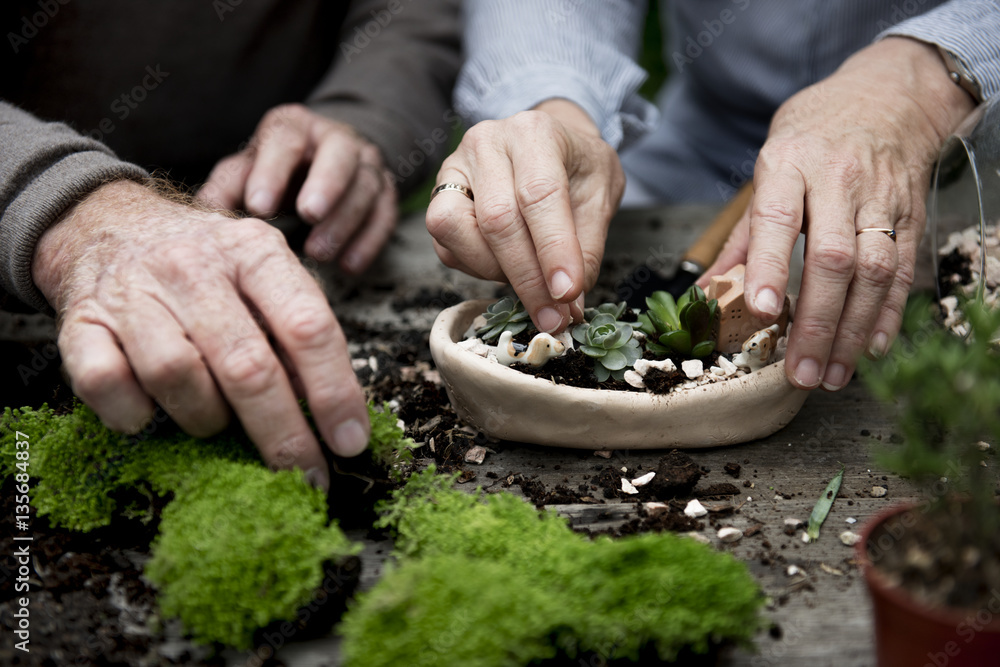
[144,461,360,648]
[0,402,360,648]
[367,401,417,480]
[0,403,258,531]
[339,468,764,666]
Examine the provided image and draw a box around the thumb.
[695,211,751,289]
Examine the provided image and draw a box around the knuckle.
[811,238,856,276]
[72,362,131,403]
[218,339,280,396]
[476,197,521,238]
[282,306,336,348]
[516,175,563,213]
[856,245,897,289]
[463,120,503,152]
[826,154,865,188]
[791,317,839,346]
[751,202,800,234]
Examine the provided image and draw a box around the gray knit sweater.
[1,0,460,313]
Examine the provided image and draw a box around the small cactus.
[476,296,531,343]
[572,309,642,382]
[637,286,718,359]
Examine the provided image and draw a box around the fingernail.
[550,270,573,300]
[869,332,889,358]
[821,363,848,391]
[301,193,329,222]
[754,288,780,318]
[333,418,369,457]
[304,466,330,492]
[793,358,822,389]
[571,294,585,323]
[536,307,563,333]
[248,190,276,215]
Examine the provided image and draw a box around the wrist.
[843,37,976,146]
[32,180,151,306]
[533,98,603,140]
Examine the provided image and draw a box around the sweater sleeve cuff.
[878,2,1000,101]
[455,64,658,151]
[2,152,148,314]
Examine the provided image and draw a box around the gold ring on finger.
[431,182,474,202]
[856,228,896,242]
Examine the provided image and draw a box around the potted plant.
[857,296,1000,666]
[429,264,808,450]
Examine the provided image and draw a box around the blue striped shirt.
[456,0,1000,203]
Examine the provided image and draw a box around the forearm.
[306,0,461,194]
[456,0,657,150]
[0,102,148,313]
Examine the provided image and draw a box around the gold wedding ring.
[431,183,474,202]
[856,228,897,242]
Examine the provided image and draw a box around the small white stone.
[717,527,743,543]
[553,330,575,352]
[621,478,639,495]
[871,486,888,498]
[368,355,379,373]
[786,565,802,577]
[633,357,677,376]
[840,530,862,546]
[623,369,645,389]
[632,471,656,487]
[784,517,803,528]
[593,450,612,459]
[621,466,628,473]
[711,365,726,376]
[681,359,704,379]
[801,531,811,543]
[978,441,992,452]
[718,355,739,376]
[845,517,857,524]
[350,358,369,370]
[684,531,712,545]
[682,381,698,389]
[644,501,669,513]
[684,499,708,518]
[464,445,487,465]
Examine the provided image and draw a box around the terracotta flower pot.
[428,299,810,449]
[857,504,1000,667]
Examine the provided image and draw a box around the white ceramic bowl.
[429,299,810,449]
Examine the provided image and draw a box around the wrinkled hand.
[426,99,624,333]
[33,180,371,490]
[198,103,397,274]
[701,37,975,391]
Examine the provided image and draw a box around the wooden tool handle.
[683,183,753,270]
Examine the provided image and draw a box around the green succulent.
[572,311,642,382]
[582,300,628,322]
[637,285,719,359]
[476,296,531,342]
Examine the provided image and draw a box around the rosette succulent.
[572,307,642,382]
[476,296,531,343]
[637,285,719,359]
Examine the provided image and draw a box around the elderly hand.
[32,180,371,490]
[700,37,976,391]
[198,103,397,275]
[426,99,624,333]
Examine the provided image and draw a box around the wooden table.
[240,205,947,667]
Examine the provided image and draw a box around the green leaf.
[579,345,606,358]
[600,348,629,371]
[682,300,711,342]
[661,330,692,354]
[646,341,671,356]
[594,364,611,383]
[571,323,590,345]
[691,340,716,358]
[806,466,844,541]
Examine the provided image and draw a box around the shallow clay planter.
[857,504,1000,667]
[429,299,810,449]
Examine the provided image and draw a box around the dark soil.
[613,502,703,536]
[644,451,705,499]
[869,502,1000,612]
[517,351,634,391]
[937,247,973,299]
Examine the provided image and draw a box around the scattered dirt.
[643,367,688,394]
[936,247,972,300]
[614,502,703,536]
[643,451,705,499]
[696,483,742,498]
[723,462,742,478]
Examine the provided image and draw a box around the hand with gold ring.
[426,98,624,333]
[197,103,398,274]
[700,37,976,391]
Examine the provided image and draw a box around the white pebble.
[623,370,645,389]
[786,565,803,577]
[621,478,639,495]
[644,501,669,513]
[457,337,491,357]
[632,471,656,487]
[784,517,803,528]
[684,499,708,518]
[978,441,992,452]
[801,531,811,543]
[684,531,711,545]
[717,527,743,543]
[633,357,677,375]
[718,355,738,376]
[681,359,704,379]
[871,486,888,498]
[840,531,862,546]
[845,517,857,524]
[464,445,487,465]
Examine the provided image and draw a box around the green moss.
[340,468,763,666]
[0,403,258,531]
[367,402,417,480]
[144,461,360,648]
